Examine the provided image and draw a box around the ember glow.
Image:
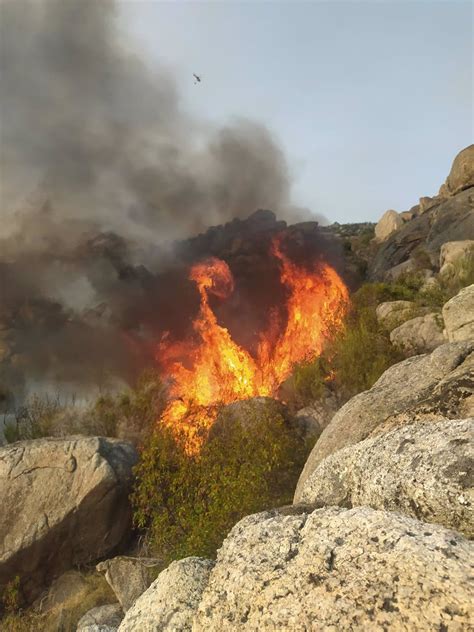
[156,237,349,452]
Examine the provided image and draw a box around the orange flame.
[156,237,349,452]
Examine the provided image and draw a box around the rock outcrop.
[389,312,445,355]
[0,437,137,600]
[443,284,474,342]
[370,145,474,280]
[419,195,441,214]
[118,557,214,632]
[193,506,473,631]
[298,418,474,537]
[369,346,474,437]
[439,240,474,277]
[440,143,474,196]
[294,341,473,501]
[375,300,415,330]
[374,209,403,241]
[369,187,474,280]
[97,557,161,612]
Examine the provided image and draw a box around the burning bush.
[132,399,311,563]
[291,283,407,406]
[156,236,349,453]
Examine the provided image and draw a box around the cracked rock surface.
[118,557,214,632]
[193,506,473,631]
[295,341,474,502]
[0,436,137,600]
[298,419,474,537]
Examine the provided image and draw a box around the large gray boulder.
[294,341,473,502]
[194,506,473,631]
[368,347,474,437]
[443,284,474,342]
[97,557,162,612]
[0,437,137,600]
[118,557,214,632]
[389,313,446,355]
[440,144,474,196]
[298,419,474,537]
[374,209,403,241]
[76,604,123,632]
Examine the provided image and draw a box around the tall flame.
[157,237,349,452]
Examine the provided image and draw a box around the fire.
[156,237,349,452]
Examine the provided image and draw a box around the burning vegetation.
[157,235,349,452]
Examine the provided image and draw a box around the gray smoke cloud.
[0,0,326,404]
[0,0,290,246]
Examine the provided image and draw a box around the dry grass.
[1,572,116,632]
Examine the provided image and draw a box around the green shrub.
[0,612,41,632]
[290,283,405,407]
[351,281,415,309]
[328,306,402,396]
[1,576,21,616]
[132,402,311,564]
[3,395,65,443]
[292,356,328,404]
[416,284,451,310]
[83,369,166,445]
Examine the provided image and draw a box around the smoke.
[0,0,290,244]
[0,0,327,402]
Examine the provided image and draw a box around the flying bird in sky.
[193,73,201,84]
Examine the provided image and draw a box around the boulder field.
[1,325,472,630]
[85,339,473,631]
[369,145,474,280]
[1,337,471,630]
[294,340,473,500]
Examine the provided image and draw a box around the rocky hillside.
[1,145,473,631]
[369,144,474,280]
[1,288,471,630]
[113,340,473,631]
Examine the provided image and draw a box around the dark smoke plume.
[0,0,290,243]
[0,0,327,403]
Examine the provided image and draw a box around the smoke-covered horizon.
[0,0,328,404]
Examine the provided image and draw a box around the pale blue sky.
[119,1,473,223]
